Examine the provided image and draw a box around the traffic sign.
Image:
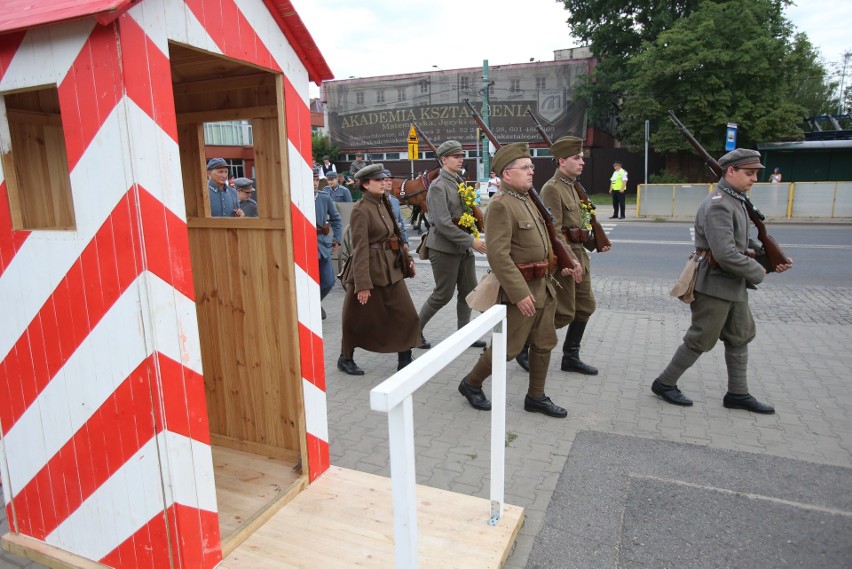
[408,124,418,143]
[408,142,418,160]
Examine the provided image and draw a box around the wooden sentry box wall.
[0,1,333,568]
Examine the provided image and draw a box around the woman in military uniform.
[338,164,420,375]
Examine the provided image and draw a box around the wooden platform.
[213,445,305,554]
[219,466,525,568]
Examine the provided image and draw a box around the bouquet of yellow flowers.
[580,201,593,230]
[457,182,481,239]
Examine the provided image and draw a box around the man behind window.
[207,158,243,217]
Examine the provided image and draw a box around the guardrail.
[637,181,852,220]
[370,305,508,569]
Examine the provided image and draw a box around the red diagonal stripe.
[306,432,329,483]
[0,181,31,276]
[101,503,221,569]
[184,0,280,73]
[298,322,324,391]
[10,352,210,540]
[283,74,313,166]
[291,201,316,281]
[0,29,26,81]
[136,186,196,301]
[58,24,123,171]
[0,191,140,434]
[118,14,178,142]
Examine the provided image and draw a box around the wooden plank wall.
[173,46,302,461]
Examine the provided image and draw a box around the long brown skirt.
[341,279,420,354]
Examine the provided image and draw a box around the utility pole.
[481,60,491,181]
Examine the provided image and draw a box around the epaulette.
[491,194,504,201]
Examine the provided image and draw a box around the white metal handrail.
[370,304,508,569]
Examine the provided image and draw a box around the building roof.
[0,0,333,84]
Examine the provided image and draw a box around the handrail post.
[489,316,506,525]
[387,396,418,568]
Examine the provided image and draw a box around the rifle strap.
[719,185,766,221]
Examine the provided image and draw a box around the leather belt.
[369,237,400,251]
[562,228,590,244]
[317,223,330,235]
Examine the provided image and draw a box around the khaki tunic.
[466,184,558,397]
[341,192,419,354]
[540,174,597,327]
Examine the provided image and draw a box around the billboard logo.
[538,90,565,122]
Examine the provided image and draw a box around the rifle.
[412,122,484,232]
[462,99,578,274]
[526,110,612,252]
[667,110,788,272]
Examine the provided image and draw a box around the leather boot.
[515,343,530,371]
[337,354,364,375]
[561,321,598,375]
[397,350,414,371]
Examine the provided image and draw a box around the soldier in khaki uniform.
[516,136,610,374]
[457,143,577,418]
[651,149,793,413]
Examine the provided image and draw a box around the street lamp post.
[481,59,491,181]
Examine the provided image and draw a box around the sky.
[292,0,852,96]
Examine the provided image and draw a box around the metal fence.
[637,182,852,220]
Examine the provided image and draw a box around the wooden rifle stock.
[526,110,612,252]
[462,99,577,273]
[666,110,788,272]
[412,121,484,232]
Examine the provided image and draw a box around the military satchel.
[416,229,430,260]
[670,250,705,304]
[466,271,500,312]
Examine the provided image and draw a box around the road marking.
[609,239,852,250]
[630,474,852,518]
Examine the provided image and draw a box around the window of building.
[397,88,406,102]
[420,80,429,94]
[356,91,364,105]
[377,90,385,103]
[535,77,546,89]
[459,76,470,91]
[510,79,521,93]
[0,86,76,230]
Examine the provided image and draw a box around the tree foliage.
[311,132,339,164]
[559,0,836,151]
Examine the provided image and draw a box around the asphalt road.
[567,221,852,287]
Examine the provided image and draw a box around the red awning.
[0,0,333,85]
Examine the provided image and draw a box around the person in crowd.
[234,177,258,217]
[487,171,500,197]
[207,158,243,217]
[651,149,793,414]
[319,154,337,179]
[457,143,575,418]
[417,140,487,350]
[382,168,408,249]
[315,171,342,320]
[349,152,368,177]
[609,161,628,219]
[338,164,419,375]
[516,136,609,375]
[326,171,353,202]
[770,167,782,183]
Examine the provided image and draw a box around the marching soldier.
[457,143,575,418]
[516,136,610,374]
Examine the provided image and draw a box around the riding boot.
[561,321,598,375]
[337,352,364,375]
[397,350,414,371]
[515,343,530,371]
[418,304,438,349]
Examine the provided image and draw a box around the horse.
[389,167,440,213]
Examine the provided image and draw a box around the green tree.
[311,132,339,164]
[560,0,707,124]
[615,0,834,153]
